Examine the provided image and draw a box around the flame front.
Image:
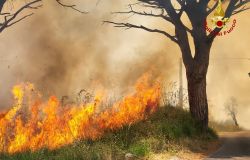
[0,73,161,154]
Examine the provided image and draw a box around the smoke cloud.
[0,0,178,107]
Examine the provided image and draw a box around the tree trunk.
[177,18,212,130]
[185,56,210,130]
[232,114,239,127]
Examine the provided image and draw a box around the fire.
[0,73,161,154]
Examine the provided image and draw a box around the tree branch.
[56,0,87,14]
[105,0,249,67]
[107,1,194,65]
[0,0,42,33]
[103,21,178,43]
[112,4,174,25]
[232,5,250,15]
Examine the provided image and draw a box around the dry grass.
[0,106,219,160]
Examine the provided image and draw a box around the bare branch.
[0,0,42,33]
[0,0,90,33]
[104,21,178,43]
[232,5,250,15]
[56,0,87,14]
[113,4,174,24]
[234,0,250,9]
[0,12,10,15]
[7,13,34,28]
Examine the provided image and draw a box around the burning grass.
[0,73,161,154]
[0,106,218,160]
[0,73,218,159]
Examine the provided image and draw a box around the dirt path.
[206,131,250,160]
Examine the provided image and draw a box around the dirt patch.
[147,139,221,160]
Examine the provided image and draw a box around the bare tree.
[225,97,239,127]
[0,0,86,33]
[105,0,250,129]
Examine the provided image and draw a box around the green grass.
[0,106,218,160]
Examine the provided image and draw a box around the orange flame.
[0,73,161,153]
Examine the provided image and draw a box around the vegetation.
[0,106,218,160]
[224,97,239,127]
[209,120,243,132]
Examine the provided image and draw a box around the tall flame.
[0,73,161,153]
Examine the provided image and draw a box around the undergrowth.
[0,106,218,160]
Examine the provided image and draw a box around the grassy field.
[0,106,218,160]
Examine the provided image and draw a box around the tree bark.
[187,71,208,129]
[185,47,210,130]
